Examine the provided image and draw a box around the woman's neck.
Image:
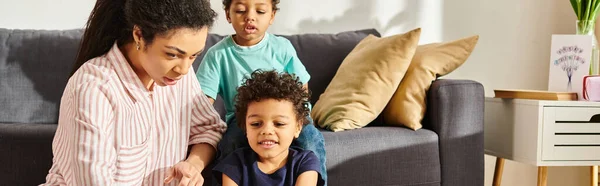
[119,42,155,91]
[257,150,288,174]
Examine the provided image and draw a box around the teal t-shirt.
[196,33,310,123]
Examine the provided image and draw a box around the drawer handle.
[591,114,600,122]
[561,114,600,122]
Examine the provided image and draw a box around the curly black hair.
[235,70,310,132]
[223,0,280,11]
[72,0,217,75]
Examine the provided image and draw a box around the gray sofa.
[0,28,484,186]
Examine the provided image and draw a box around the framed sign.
[548,34,593,100]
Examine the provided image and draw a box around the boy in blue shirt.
[196,0,327,184]
[213,70,324,186]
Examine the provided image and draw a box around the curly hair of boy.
[234,70,310,131]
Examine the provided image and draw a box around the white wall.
[0,0,593,185]
[210,0,444,44]
[0,0,95,29]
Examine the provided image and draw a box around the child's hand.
[164,161,204,186]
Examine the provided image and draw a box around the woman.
[42,0,226,185]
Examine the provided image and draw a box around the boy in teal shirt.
[196,0,327,184]
[197,33,310,123]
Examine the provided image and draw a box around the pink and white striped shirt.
[43,43,227,186]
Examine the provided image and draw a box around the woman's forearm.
[185,143,216,171]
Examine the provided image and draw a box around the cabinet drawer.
[554,107,600,122]
[542,107,600,161]
[550,147,600,160]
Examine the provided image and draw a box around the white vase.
[576,20,600,75]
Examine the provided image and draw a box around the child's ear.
[294,121,302,138]
[269,10,276,25]
[225,10,231,23]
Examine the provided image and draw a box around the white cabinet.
[485,98,600,166]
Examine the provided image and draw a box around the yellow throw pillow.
[383,35,479,130]
[311,28,421,132]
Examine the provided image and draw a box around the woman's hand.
[164,161,204,186]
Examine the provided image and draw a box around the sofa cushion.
[280,29,381,105]
[383,35,479,130]
[0,29,83,124]
[321,127,441,186]
[312,28,421,131]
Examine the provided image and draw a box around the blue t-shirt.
[213,147,324,186]
[196,33,311,123]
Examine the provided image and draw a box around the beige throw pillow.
[311,28,421,132]
[383,35,479,130]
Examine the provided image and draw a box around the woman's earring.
[136,42,140,51]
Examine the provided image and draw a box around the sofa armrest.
[422,79,484,186]
[0,123,57,186]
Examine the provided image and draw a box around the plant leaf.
[571,0,581,19]
[587,0,593,20]
[593,0,600,19]
[578,0,583,20]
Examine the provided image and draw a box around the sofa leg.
[537,166,548,186]
[492,157,505,186]
[591,166,598,186]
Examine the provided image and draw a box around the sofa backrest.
[0,28,83,124]
[0,28,379,124]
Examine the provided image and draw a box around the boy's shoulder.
[289,146,317,159]
[205,35,234,54]
[266,33,294,46]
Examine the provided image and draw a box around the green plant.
[571,0,600,75]
[570,0,600,34]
